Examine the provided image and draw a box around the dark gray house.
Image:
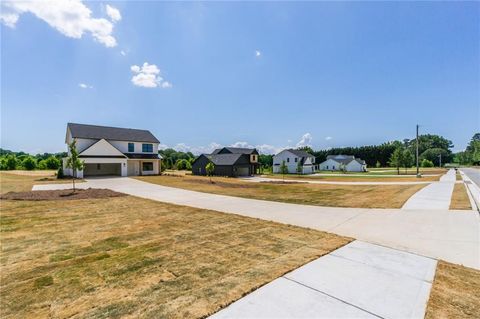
[192,147,260,177]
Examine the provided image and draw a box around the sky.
[1,1,479,155]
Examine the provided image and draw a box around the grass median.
[135,175,426,209]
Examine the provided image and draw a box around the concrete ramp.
[402,169,456,210]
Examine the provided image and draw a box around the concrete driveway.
[34,177,480,269]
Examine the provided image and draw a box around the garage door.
[236,167,250,176]
[84,163,121,176]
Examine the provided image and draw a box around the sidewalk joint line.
[282,276,384,319]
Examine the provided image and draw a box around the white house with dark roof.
[319,155,367,172]
[272,149,316,174]
[63,123,161,178]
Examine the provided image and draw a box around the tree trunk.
[72,169,76,192]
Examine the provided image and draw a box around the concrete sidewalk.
[33,177,480,269]
[402,169,456,210]
[211,241,437,319]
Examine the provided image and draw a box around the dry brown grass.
[0,171,82,194]
[425,261,480,319]
[456,173,463,181]
[450,183,472,210]
[135,175,426,208]
[0,196,350,318]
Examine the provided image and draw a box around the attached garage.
[83,163,121,176]
[235,166,250,176]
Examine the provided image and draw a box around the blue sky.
[1,1,479,154]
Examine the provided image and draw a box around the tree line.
[3,133,476,172]
[0,148,65,170]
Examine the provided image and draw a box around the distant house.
[272,149,316,174]
[319,155,367,172]
[63,123,161,178]
[191,147,260,177]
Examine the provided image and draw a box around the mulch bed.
[0,188,127,201]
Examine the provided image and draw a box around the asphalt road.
[460,167,480,188]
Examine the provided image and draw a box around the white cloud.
[325,136,332,141]
[130,62,172,88]
[230,141,253,148]
[1,0,118,47]
[120,50,126,56]
[79,83,93,89]
[255,50,261,57]
[105,4,121,22]
[0,12,18,27]
[296,133,313,148]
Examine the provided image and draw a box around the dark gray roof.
[68,123,160,143]
[286,149,314,158]
[206,153,243,165]
[212,147,257,155]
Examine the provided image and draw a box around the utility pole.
[416,124,420,177]
[438,153,442,168]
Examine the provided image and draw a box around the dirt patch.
[0,188,126,201]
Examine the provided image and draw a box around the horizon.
[1,1,479,154]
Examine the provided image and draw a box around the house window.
[295,158,298,162]
[142,162,153,171]
[142,143,153,152]
[326,165,329,169]
[128,143,134,152]
[287,158,290,163]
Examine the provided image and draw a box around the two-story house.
[191,147,259,177]
[63,123,161,178]
[272,149,316,174]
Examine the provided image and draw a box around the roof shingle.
[68,123,160,143]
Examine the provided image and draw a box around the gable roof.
[206,153,243,165]
[325,155,366,165]
[68,123,160,143]
[285,149,314,158]
[79,139,126,158]
[212,147,258,155]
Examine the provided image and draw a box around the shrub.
[421,159,434,167]
[175,159,192,170]
[57,166,64,179]
[23,156,37,170]
[45,156,61,169]
[37,160,47,169]
[5,155,17,170]
[375,161,381,168]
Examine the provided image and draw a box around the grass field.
[0,196,349,318]
[0,171,82,194]
[425,261,480,318]
[135,175,426,209]
[450,183,472,210]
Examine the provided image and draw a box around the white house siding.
[346,160,365,172]
[319,159,341,171]
[64,128,160,178]
[272,150,315,174]
[109,140,159,155]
